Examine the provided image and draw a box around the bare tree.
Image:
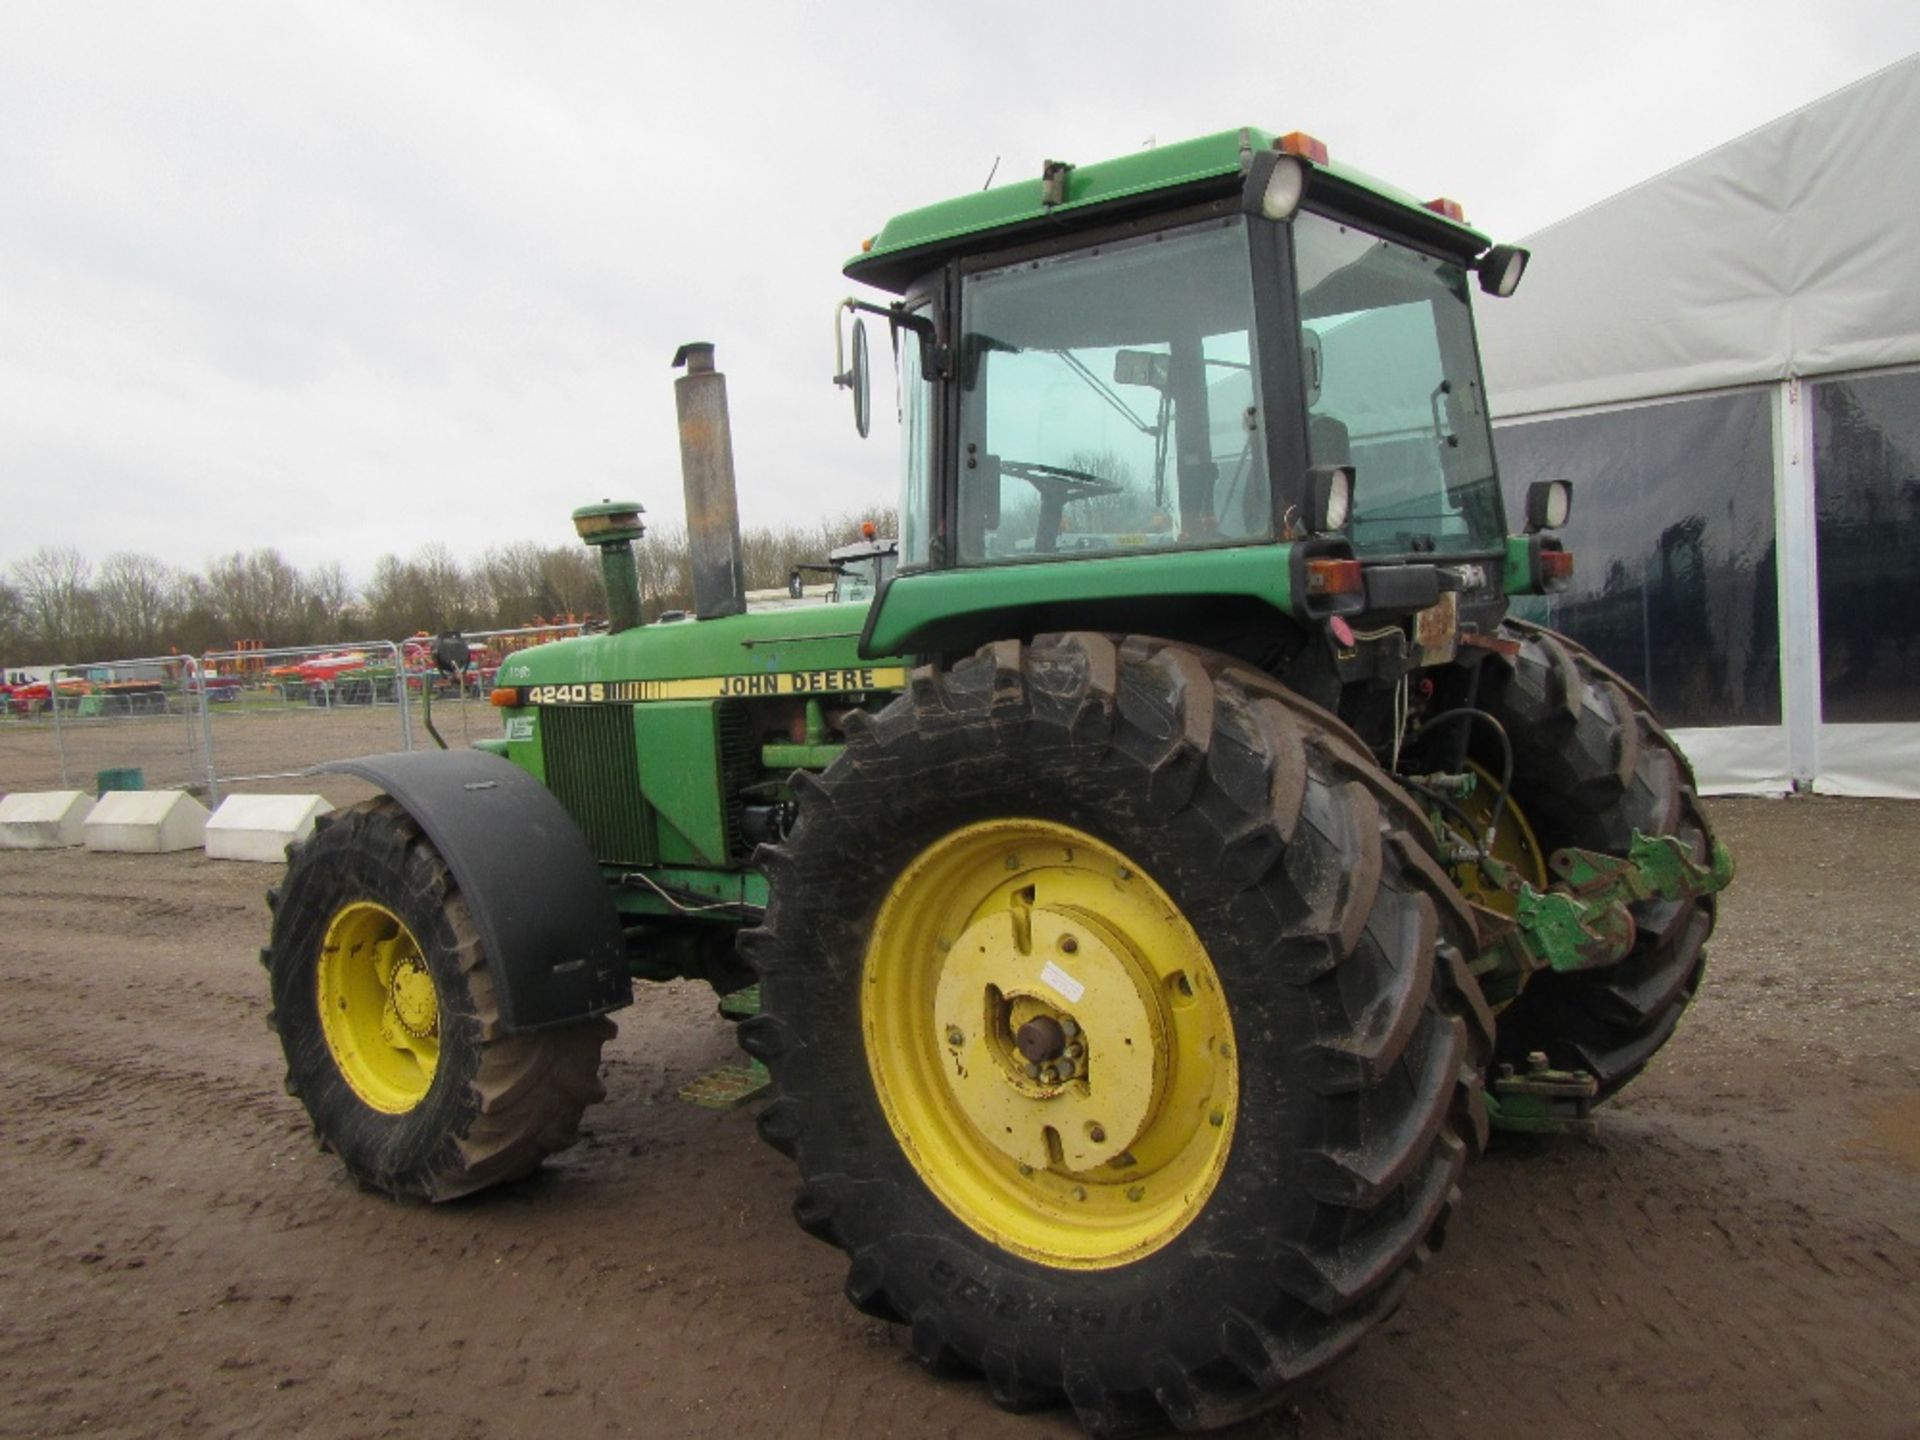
[203,549,307,643]
[10,547,95,658]
[96,551,178,656]
[301,561,355,639]
[0,577,27,669]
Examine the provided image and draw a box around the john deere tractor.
[264,128,1731,1435]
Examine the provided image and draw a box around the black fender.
[318,749,632,1032]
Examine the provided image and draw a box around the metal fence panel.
[0,625,589,804]
[198,640,414,801]
[0,654,216,798]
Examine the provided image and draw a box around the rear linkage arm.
[1481,830,1735,979]
[1472,832,1733,1139]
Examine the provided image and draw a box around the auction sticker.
[1039,960,1085,1004]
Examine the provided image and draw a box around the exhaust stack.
[672,342,747,620]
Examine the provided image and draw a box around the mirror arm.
[840,296,948,378]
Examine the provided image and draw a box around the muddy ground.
[1,743,1915,1438]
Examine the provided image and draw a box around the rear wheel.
[265,798,613,1200]
[744,634,1490,1434]
[1466,622,1719,1097]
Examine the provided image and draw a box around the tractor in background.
[264,127,1730,1436]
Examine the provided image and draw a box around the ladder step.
[677,1059,770,1110]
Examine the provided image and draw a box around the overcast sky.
[4,2,1917,585]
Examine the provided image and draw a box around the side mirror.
[1112,349,1171,390]
[787,569,805,600]
[837,305,875,439]
[833,308,872,439]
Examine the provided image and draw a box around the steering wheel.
[999,459,1126,502]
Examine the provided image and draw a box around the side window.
[896,311,934,568]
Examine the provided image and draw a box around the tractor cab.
[835,129,1553,665]
[786,531,900,605]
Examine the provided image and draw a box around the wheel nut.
[1060,1017,1079,1039]
[1059,934,1079,954]
[1126,1185,1145,1202]
[1064,1041,1085,1060]
[1025,1062,1041,1080]
[1041,1065,1059,1085]
[1087,1124,1106,1144]
[1056,1060,1076,1080]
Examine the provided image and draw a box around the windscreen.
[956,217,1269,563]
[1294,212,1503,554]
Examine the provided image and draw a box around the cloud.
[3,0,1916,584]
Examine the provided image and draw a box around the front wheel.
[743,634,1491,1434]
[265,798,612,1200]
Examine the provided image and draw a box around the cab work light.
[1308,465,1353,533]
[1248,152,1307,221]
[1524,478,1573,532]
[1478,244,1531,298]
[1425,196,1466,222]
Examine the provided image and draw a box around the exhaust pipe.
[672,342,747,620]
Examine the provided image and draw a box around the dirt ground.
[2,776,1916,1439]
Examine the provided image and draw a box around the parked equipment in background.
[262,127,1732,1436]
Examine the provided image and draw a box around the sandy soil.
[1,791,1915,1440]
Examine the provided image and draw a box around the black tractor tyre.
[265,798,613,1201]
[741,634,1492,1436]
[1466,621,1719,1098]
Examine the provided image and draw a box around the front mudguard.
[318,750,632,1032]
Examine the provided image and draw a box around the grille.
[716,702,758,861]
[539,703,656,865]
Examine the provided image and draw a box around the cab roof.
[845,127,1491,294]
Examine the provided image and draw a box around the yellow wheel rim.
[862,819,1237,1271]
[316,901,440,1114]
[1451,763,1548,914]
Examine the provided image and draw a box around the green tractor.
[264,127,1731,1434]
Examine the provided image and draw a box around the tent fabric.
[1667,726,1790,797]
[1814,724,1920,800]
[1477,55,1920,418]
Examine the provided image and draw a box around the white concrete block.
[83,790,210,853]
[204,793,331,862]
[0,790,97,848]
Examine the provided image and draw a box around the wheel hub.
[316,901,440,1114]
[388,957,440,1039]
[934,902,1162,1173]
[862,819,1237,1270]
[1013,1014,1066,1065]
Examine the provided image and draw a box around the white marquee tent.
[1475,53,1920,797]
